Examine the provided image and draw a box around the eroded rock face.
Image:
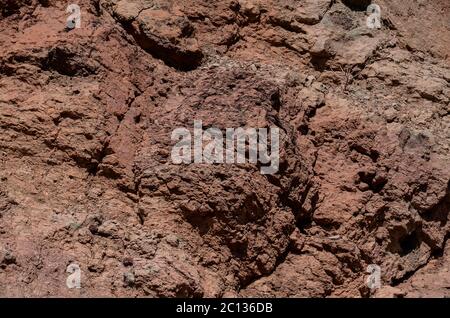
[0,0,449,297]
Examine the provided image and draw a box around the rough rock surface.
[0,0,449,297]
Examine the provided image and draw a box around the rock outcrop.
[0,0,449,297]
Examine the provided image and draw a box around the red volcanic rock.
[0,0,448,297]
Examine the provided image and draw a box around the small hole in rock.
[399,231,420,256]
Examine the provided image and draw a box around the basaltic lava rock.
[0,0,449,297]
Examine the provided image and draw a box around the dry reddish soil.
[0,0,449,297]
